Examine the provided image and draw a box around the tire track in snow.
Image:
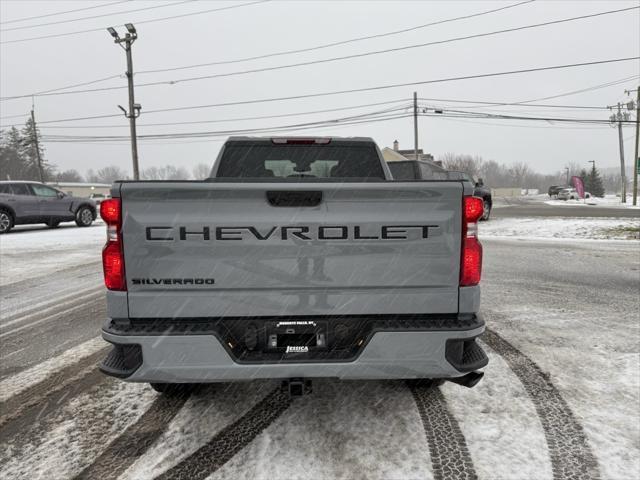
[153,387,292,480]
[0,346,108,430]
[483,327,601,480]
[74,391,191,480]
[408,381,478,480]
[0,381,156,480]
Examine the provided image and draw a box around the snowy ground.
[0,222,104,287]
[1,222,638,480]
[480,217,640,241]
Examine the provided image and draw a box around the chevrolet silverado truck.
[98,136,488,395]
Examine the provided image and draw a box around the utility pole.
[413,91,419,160]
[608,101,632,203]
[626,86,640,206]
[108,24,141,180]
[565,167,569,186]
[30,108,44,183]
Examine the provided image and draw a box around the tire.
[0,209,14,234]
[46,219,60,229]
[75,206,94,227]
[149,383,200,396]
[481,200,491,221]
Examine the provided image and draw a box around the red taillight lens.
[100,198,126,291]
[464,196,484,223]
[461,236,482,286]
[460,196,483,286]
[103,241,126,290]
[100,198,120,225]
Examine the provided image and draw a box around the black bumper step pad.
[445,338,488,372]
[99,344,143,378]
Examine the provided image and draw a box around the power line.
[418,98,609,109]
[137,0,536,75]
[0,0,534,99]
[1,1,195,32]
[39,106,637,143]
[0,0,269,45]
[454,75,640,108]
[2,57,637,127]
[0,0,129,25]
[33,99,412,129]
[437,116,615,130]
[5,6,636,100]
[40,112,413,142]
[418,111,637,125]
[126,57,640,114]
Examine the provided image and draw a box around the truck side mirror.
[57,191,65,199]
[476,178,484,187]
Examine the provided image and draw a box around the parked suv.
[0,181,97,233]
[548,185,566,197]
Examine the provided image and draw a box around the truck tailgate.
[119,182,463,318]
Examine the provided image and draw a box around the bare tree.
[192,163,211,180]
[55,169,84,182]
[439,153,482,177]
[142,165,190,180]
[508,162,531,188]
[86,166,128,183]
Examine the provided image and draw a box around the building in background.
[383,139,437,164]
[47,182,111,198]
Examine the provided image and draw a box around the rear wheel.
[75,206,94,227]
[481,200,491,221]
[150,382,201,396]
[0,209,13,234]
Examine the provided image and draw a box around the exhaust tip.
[447,371,484,388]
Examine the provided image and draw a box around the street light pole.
[108,24,141,180]
[565,167,569,186]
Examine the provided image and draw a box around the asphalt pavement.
[0,235,638,480]
[492,197,640,218]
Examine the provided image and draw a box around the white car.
[557,188,591,200]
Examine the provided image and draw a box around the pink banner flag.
[571,176,585,199]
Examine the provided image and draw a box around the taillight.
[460,196,483,286]
[100,198,126,291]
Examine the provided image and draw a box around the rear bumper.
[100,314,487,382]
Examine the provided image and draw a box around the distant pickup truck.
[98,137,488,395]
[387,160,492,220]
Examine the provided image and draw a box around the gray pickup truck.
[98,137,487,395]
[0,181,96,233]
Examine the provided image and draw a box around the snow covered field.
[480,217,640,241]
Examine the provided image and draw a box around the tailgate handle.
[266,190,323,207]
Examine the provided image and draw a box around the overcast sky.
[1,0,638,177]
